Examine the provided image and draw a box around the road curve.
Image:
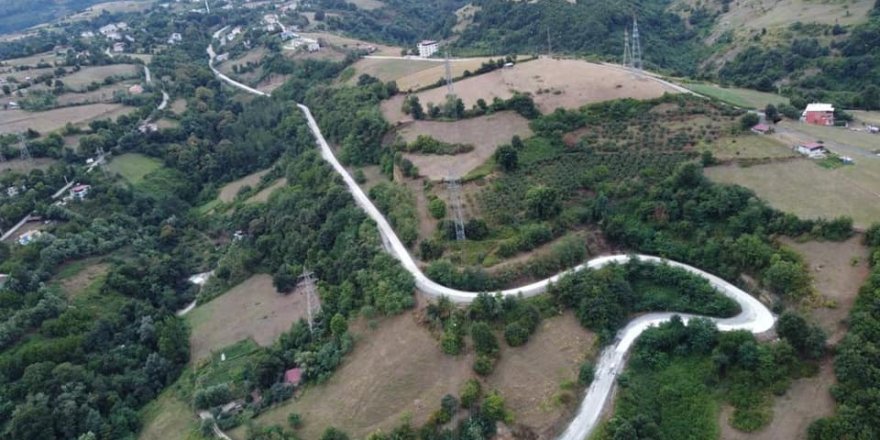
[209,45,776,439]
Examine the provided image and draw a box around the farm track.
[208,41,777,440]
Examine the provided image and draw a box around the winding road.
[207,41,776,439]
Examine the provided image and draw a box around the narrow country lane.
[208,40,777,440]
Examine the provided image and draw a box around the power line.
[444,50,454,96]
[18,134,31,162]
[631,17,643,71]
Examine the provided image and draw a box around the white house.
[69,184,91,200]
[81,31,95,38]
[113,42,126,53]
[18,230,43,246]
[417,40,439,58]
[796,142,827,158]
[168,33,183,44]
[99,24,118,35]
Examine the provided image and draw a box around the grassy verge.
[683,83,789,109]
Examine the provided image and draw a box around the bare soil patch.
[389,57,497,92]
[170,98,187,114]
[56,82,134,106]
[299,32,402,56]
[415,58,680,113]
[186,274,312,362]
[718,360,836,440]
[55,261,110,298]
[393,112,533,180]
[234,303,595,440]
[783,235,870,343]
[218,169,270,203]
[0,104,134,133]
[0,157,58,173]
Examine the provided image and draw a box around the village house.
[113,42,126,53]
[417,40,439,58]
[128,84,144,95]
[796,142,827,158]
[750,123,773,135]
[284,367,303,386]
[18,230,43,246]
[139,123,159,134]
[801,103,835,126]
[69,184,91,200]
[215,53,230,62]
[81,31,95,38]
[167,33,183,44]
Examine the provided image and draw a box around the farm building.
[796,142,827,158]
[128,84,144,94]
[417,40,439,58]
[69,184,91,200]
[113,42,126,53]
[801,103,835,126]
[284,367,303,386]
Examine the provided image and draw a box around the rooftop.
[804,103,834,113]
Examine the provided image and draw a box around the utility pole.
[298,269,321,333]
[444,50,454,96]
[446,175,466,241]
[631,17,643,71]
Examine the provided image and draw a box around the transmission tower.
[298,269,321,333]
[18,134,31,162]
[546,27,552,56]
[623,28,632,68]
[444,51,454,96]
[446,175,466,241]
[631,17,643,71]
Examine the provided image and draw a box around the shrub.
[460,379,481,408]
[288,413,303,429]
[473,354,495,376]
[428,198,447,219]
[503,322,529,347]
[578,362,595,385]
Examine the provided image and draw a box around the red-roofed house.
[284,368,303,386]
[797,142,826,158]
[751,123,772,134]
[801,103,835,126]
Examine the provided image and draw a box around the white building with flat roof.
[417,40,439,58]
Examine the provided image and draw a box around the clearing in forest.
[706,159,880,228]
[231,307,594,440]
[246,178,287,204]
[52,259,111,298]
[218,168,271,203]
[414,58,680,113]
[107,153,163,184]
[186,274,312,362]
[62,64,141,90]
[393,111,533,180]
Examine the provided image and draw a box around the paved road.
[212,45,776,440]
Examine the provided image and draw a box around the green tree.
[863,85,880,110]
[330,314,348,337]
[526,185,562,220]
[763,256,811,298]
[765,104,781,123]
[288,413,303,429]
[473,354,494,376]
[740,113,761,130]
[503,322,529,346]
[441,324,464,355]
[494,144,518,172]
[320,427,349,440]
[428,198,446,219]
[482,391,508,422]
[157,316,189,365]
[471,322,498,355]
[460,379,482,408]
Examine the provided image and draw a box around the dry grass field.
[56,82,135,106]
[706,158,880,228]
[850,110,880,126]
[350,57,501,91]
[0,158,58,173]
[415,58,680,113]
[52,259,111,299]
[0,51,60,68]
[714,0,874,31]
[0,103,134,133]
[186,274,312,362]
[67,0,156,21]
[347,0,384,10]
[139,390,199,440]
[217,169,270,203]
[62,64,140,90]
[232,307,594,440]
[777,120,880,153]
[393,112,533,180]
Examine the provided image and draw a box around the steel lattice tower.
[298,269,322,333]
[446,176,466,241]
[623,28,632,68]
[18,134,31,162]
[445,51,454,96]
[631,18,643,71]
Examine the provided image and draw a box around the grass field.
[232,309,594,440]
[298,32,402,56]
[56,82,135,106]
[139,390,201,440]
[51,258,110,298]
[0,104,134,133]
[107,153,163,184]
[850,110,880,126]
[684,83,789,109]
[778,120,880,152]
[415,58,680,113]
[716,0,874,31]
[62,64,140,90]
[706,158,880,228]
[0,51,59,68]
[702,134,796,160]
[186,274,312,362]
[0,157,58,173]
[393,111,533,180]
[349,58,437,85]
[217,169,270,203]
[67,0,157,21]
[245,178,287,204]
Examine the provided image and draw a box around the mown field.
[706,158,880,228]
[107,153,163,184]
[683,83,790,109]
[0,103,134,133]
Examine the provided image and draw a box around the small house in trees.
[801,103,835,126]
[750,123,772,134]
[284,368,303,386]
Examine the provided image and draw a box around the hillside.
[0,0,113,34]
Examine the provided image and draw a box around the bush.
[740,113,760,131]
[460,379,481,408]
[428,198,446,219]
[471,322,499,355]
[288,413,303,429]
[578,362,595,385]
[503,322,529,347]
[473,354,495,376]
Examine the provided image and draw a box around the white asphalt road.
[210,45,776,440]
